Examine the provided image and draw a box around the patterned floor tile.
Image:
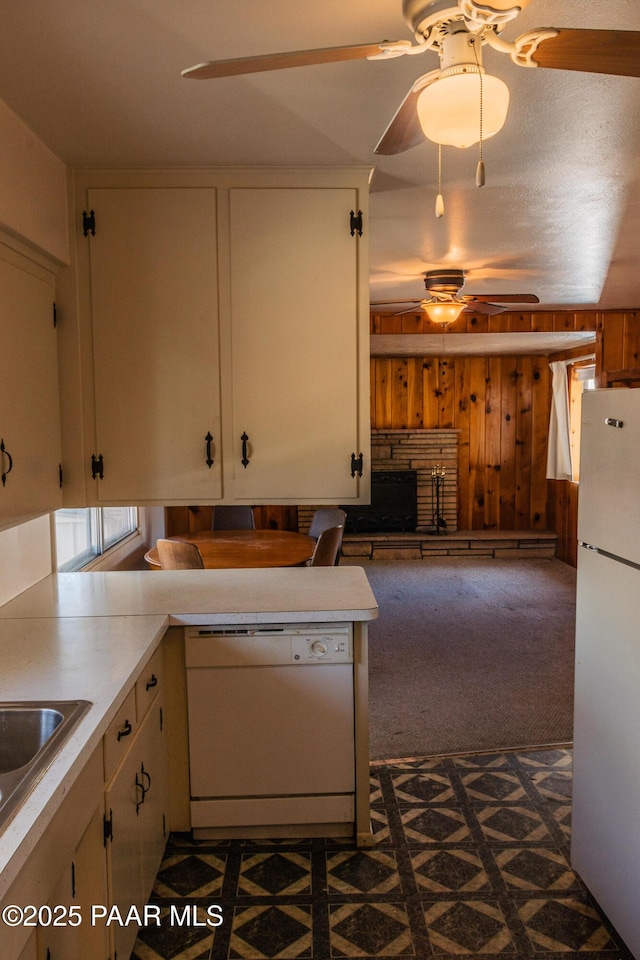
[459,771,527,803]
[516,749,572,770]
[392,772,455,804]
[132,906,215,960]
[327,849,402,895]
[229,904,313,958]
[329,901,414,956]
[529,770,573,802]
[476,804,551,843]
[548,802,572,839]
[237,852,311,897]
[154,853,226,898]
[400,805,472,844]
[493,847,580,891]
[133,749,636,960]
[519,898,620,952]
[370,772,384,805]
[453,754,511,770]
[411,848,491,893]
[370,805,391,842]
[424,899,515,954]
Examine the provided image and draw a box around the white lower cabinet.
[105,696,169,960]
[36,805,109,960]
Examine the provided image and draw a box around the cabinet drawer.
[103,688,137,781]
[135,645,164,721]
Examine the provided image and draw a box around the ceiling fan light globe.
[417,72,509,148]
[423,301,466,324]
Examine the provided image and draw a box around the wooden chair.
[308,508,346,540]
[309,525,344,567]
[156,539,204,569]
[211,506,255,530]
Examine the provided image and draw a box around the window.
[569,363,596,482]
[54,507,139,571]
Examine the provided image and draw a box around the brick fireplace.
[298,428,459,534]
[369,429,459,532]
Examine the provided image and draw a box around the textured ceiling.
[0,0,638,311]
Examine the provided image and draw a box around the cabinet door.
[105,697,169,960]
[36,805,108,960]
[227,188,366,502]
[138,698,169,898]
[105,740,144,960]
[0,244,61,527]
[87,188,221,503]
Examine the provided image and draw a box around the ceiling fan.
[370,268,540,322]
[182,0,640,156]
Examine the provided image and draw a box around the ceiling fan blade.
[374,71,439,156]
[393,305,428,316]
[527,28,640,78]
[462,294,540,303]
[370,299,425,305]
[463,302,506,316]
[182,41,396,79]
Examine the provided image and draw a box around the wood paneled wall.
[370,353,551,532]
[165,310,640,562]
[547,310,640,563]
[371,309,640,564]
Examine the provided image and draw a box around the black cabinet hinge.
[82,209,96,237]
[351,452,364,478]
[350,209,363,237]
[104,810,113,845]
[91,453,104,479]
[53,301,57,328]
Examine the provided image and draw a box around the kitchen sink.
[0,700,91,834]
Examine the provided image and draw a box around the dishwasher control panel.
[184,624,352,667]
[291,630,352,663]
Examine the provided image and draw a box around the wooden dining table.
[144,529,316,569]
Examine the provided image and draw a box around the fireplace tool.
[427,463,447,535]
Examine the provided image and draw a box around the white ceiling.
[1,0,639,311]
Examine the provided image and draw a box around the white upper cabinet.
[86,188,221,504]
[0,243,61,529]
[226,187,366,502]
[72,169,370,506]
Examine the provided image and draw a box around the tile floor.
[131,749,633,960]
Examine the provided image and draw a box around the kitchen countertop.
[0,566,377,899]
[0,566,378,624]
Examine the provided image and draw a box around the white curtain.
[546,360,573,480]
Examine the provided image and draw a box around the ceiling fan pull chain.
[472,38,486,188]
[435,143,445,218]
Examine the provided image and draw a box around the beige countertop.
[0,566,377,897]
[0,566,378,623]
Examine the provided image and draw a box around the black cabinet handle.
[1,439,13,487]
[146,673,158,691]
[117,718,132,741]
[205,432,215,468]
[135,772,145,813]
[241,432,250,468]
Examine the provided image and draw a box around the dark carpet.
[349,558,577,761]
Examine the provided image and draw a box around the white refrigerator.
[572,387,640,957]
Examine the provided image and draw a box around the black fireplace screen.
[341,470,417,533]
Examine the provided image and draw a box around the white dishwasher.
[184,623,355,838]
